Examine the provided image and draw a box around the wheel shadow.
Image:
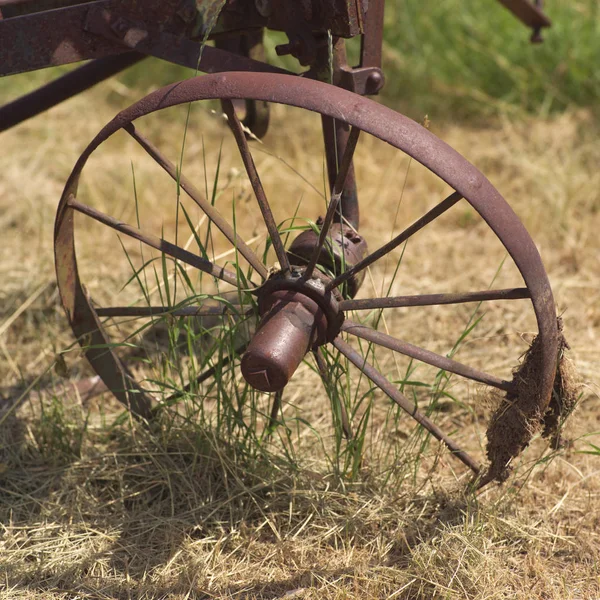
[0,395,483,598]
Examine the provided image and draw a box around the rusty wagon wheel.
[54,72,558,483]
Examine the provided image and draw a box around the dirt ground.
[0,77,599,599]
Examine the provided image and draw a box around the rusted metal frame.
[218,0,367,39]
[0,1,122,76]
[334,0,385,96]
[333,336,481,474]
[326,191,463,293]
[341,320,512,392]
[0,0,34,8]
[496,0,551,30]
[84,5,293,76]
[0,1,296,76]
[222,99,291,274]
[124,123,268,280]
[0,52,143,133]
[304,126,361,280]
[314,348,353,440]
[68,198,242,288]
[339,287,531,311]
[360,0,385,70]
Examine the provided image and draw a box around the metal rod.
[164,342,248,403]
[125,123,268,280]
[304,127,361,280]
[222,99,291,274]
[341,320,512,391]
[333,337,481,474]
[0,52,144,133]
[95,305,239,318]
[340,287,531,311]
[68,197,242,288]
[326,191,463,292]
[267,390,283,430]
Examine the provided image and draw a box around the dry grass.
[0,77,599,599]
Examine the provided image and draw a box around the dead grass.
[0,79,599,599]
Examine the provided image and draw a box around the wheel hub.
[241,270,344,392]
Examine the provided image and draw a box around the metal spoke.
[341,320,512,392]
[267,390,283,431]
[68,197,242,288]
[222,99,291,273]
[95,305,242,318]
[164,342,249,404]
[340,287,531,311]
[314,348,353,440]
[326,191,463,292]
[124,123,268,280]
[304,126,361,280]
[333,336,481,474]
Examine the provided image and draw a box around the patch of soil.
[485,318,579,483]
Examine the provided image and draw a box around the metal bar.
[496,0,551,29]
[267,389,283,430]
[0,1,121,76]
[340,287,531,311]
[0,52,143,133]
[333,336,481,474]
[84,4,293,76]
[304,126,361,280]
[318,38,361,228]
[360,0,385,69]
[164,342,248,403]
[327,191,463,292]
[125,123,268,280]
[68,197,242,288]
[222,99,291,274]
[341,320,512,391]
[95,305,238,318]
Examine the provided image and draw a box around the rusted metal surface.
[214,0,368,39]
[340,287,531,311]
[289,224,367,299]
[0,1,123,75]
[0,0,295,77]
[83,4,292,75]
[54,72,558,459]
[496,0,551,30]
[0,52,143,132]
[241,290,327,392]
[317,39,361,229]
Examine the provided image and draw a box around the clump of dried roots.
[484,318,579,484]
